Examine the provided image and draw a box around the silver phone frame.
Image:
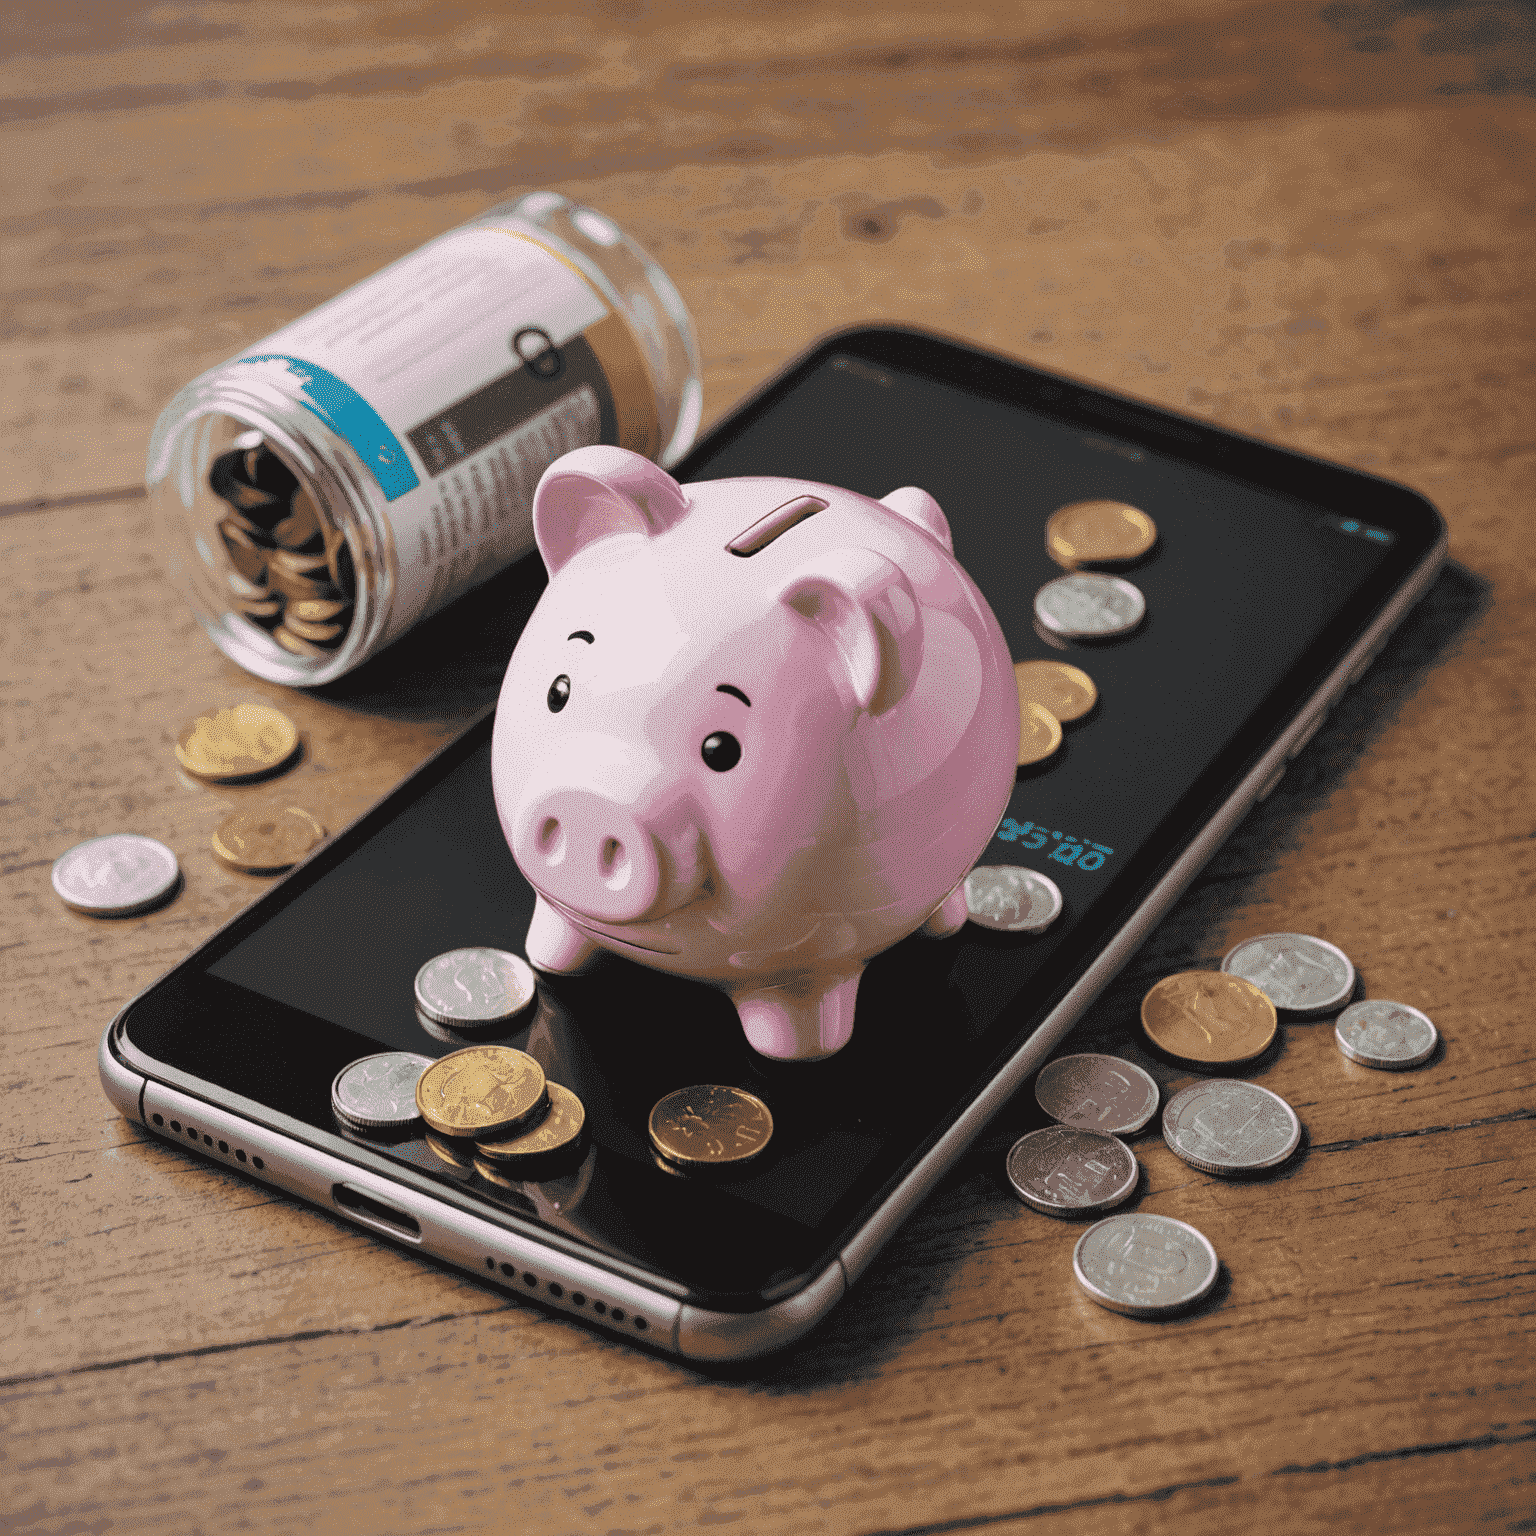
[98,332,1448,1361]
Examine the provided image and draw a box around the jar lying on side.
[147,192,702,686]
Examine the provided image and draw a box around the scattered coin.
[211,805,327,874]
[1034,573,1147,641]
[175,702,300,782]
[331,1052,435,1133]
[649,1084,774,1168]
[1162,1079,1302,1176]
[475,1082,586,1166]
[1335,999,1438,1070]
[1221,932,1356,1016]
[1073,1212,1219,1317]
[1045,500,1158,570]
[964,865,1064,935]
[1017,699,1064,766]
[1013,659,1098,723]
[51,833,181,917]
[1006,1126,1139,1216]
[1140,971,1278,1066]
[415,948,538,1028]
[416,1045,548,1140]
[1035,1054,1160,1135]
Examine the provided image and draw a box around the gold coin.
[211,804,326,874]
[425,1130,477,1171]
[237,595,284,621]
[475,1082,585,1165]
[416,1046,549,1139]
[175,702,300,781]
[219,521,270,584]
[270,547,331,579]
[1014,660,1097,724]
[649,1084,774,1168]
[283,614,345,643]
[288,596,349,624]
[267,564,338,603]
[272,486,322,551]
[274,625,332,658]
[1017,700,1063,767]
[1046,501,1158,569]
[1140,971,1278,1066]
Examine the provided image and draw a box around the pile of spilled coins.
[1006,931,1442,1318]
[212,434,356,659]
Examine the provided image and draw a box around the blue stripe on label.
[238,354,420,502]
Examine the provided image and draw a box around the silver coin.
[414,947,537,1026]
[51,833,181,917]
[964,865,1063,934]
[1035,1054,1160,1135]
[1162,1079,1301,1176]
[331,1051,436,1131]
[1034,573,1146,640]
[1335,999,1438,1070]
[1221,932,1355,1016]
[1073,1212,1219,1317]
[1006,1126,1138,1216]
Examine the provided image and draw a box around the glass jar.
[147,192,701,685]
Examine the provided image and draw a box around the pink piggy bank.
[490,446,1020,1061]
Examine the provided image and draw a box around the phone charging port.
[333,1182,422,1241]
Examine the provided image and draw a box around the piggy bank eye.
[547,674,571,713]
[701,732,741,772]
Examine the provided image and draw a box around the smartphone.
[100,326,1446,1360]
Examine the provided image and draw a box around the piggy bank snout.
[513,783,664,925]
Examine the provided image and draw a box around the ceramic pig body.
[490,446,1019,1061]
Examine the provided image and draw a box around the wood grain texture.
[2,1,1534,1532]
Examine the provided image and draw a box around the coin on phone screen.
[1162,1079,1302,1176]
[1006,1126,1138,1216]
[1013,659,1098,723]
[1034,573,1146,641]
[416,1045,548,1139]
[1073,1213,1219,1317]
[415,947,537,1027]
[1035,1054,1160,1135]
[649,1085,773,1168]
[476,1082,586,1165]
[964,865,1063,935]
[51,833,181,917]
[1140,971,1277,1066]
[1335,999,1438,1069]
[332,1051,435,1132]
[175,702,300,781]
[1221,932,1356,1016]
[1045,500,1158,569]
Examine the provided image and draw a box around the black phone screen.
[121,328,1442,1306]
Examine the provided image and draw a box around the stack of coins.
[210,434,355,659]
[1012,659,1097,769]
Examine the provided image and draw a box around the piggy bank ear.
[533,446,690,575]
[778,549,924,716]
[879,486,953,553]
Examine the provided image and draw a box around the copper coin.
[475,1082,585,1165]
[1014,660,1098,724]
[1140,971,1278,1066]
[274,625,333,658]
[175,702,299,781]
[211,805,327,874]
[1017,700,1063,767]
[648,1085,773,1168]
[1046,500,1158,569]
[416,1046,548,1139]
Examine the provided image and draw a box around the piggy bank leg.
[922,880,970,939]
[733,970,862,1062]
[524,896,601,975]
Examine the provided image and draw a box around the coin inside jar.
[1161,1079,1302,1175]
[331,1052,434,1133]
[1013,659,1098,723]
[414,948,537,1028]
[1034,573,1146,641]
[1072,1212,1219,1317]
[475,1082,585,1165]
[649,1085,773,1168]
[1017,700,1064,767]
[1045,500,1158,570]
[1221,932,1357,1016]
[1335,999,1438,1069]
[416,1045,548,1139]
[1034,1054,1160,1135]
[175,702,300,781]
[212,805,326,874]
[1140,971,1278,1066]
[964,865,1063,934]
[1005,1126,1138,1216]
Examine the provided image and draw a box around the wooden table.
[5,3,1533,1530]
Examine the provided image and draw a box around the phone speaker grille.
[483,1256,648,1331]
[151,1111,265,1171]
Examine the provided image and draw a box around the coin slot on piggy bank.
[490,446,1021,1062]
